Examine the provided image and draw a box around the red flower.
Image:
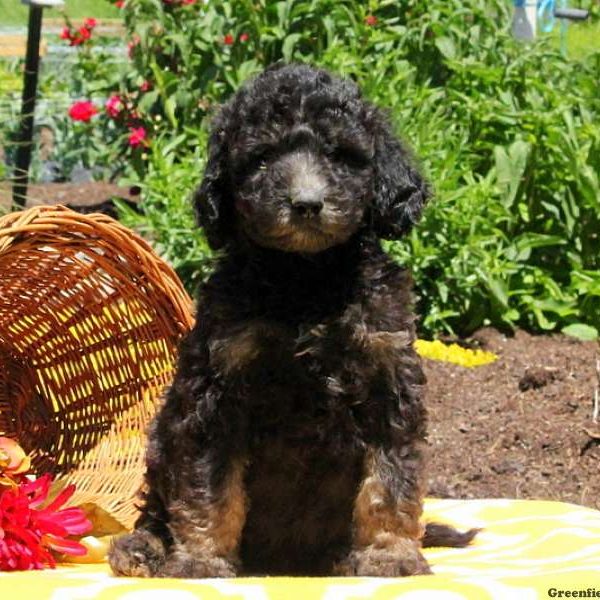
[182,0,197,4]
[364,14,378,26]
[239,33,249,43]
[223,33,234,45]
[0,474,92,571]
[77,26,91,42]
[128,126,148,147]
[114,0,125,7]
[68,101,98,122]
[60,20,96,46]
[140,80,153,92]
[105,95,124,118]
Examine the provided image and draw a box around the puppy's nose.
[291,196,324,217]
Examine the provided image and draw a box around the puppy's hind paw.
[335,538,432,577]
[108,529,167,578]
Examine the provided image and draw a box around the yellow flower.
[0,437,32,486]
[414,339,497,368]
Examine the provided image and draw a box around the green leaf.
[282,33,303,62]
[494,140,530,209]
[164,95,178,129]
[561,323,599,341]
[435,37,456,60]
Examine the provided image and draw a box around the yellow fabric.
[2,498,600,599]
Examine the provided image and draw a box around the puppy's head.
[195,63,430,253]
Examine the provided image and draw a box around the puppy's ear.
[193,125,233,250]
[370,113,431,239]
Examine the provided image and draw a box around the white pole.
[512,1,538,40]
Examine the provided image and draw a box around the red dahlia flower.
[128,126,148,147]
[0,474,91,571]
[77,26,91,42]
[223,33,234,45]
[60,19,96,46]
[68,101,98,122]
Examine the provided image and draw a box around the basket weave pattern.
[0,206,194,528]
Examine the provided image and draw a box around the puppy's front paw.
[335,538,431,577]
[109,529,167,577]
[158,550,237,579]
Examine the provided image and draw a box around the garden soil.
[2,183,598,512]
[426,328,600,512]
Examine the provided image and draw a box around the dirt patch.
[0,181,137,212]
[426,328,600,511]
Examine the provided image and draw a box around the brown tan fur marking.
[168,459,247,561]
[336,448,431,576]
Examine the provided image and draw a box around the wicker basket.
[0,205,194,528]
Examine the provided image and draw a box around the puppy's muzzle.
[288,152,327,218]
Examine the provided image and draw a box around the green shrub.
[71,0,600,338]
[117,130,213,294]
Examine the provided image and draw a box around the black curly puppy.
[109,63,474,579]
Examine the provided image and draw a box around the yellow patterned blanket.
[2,498,599,599]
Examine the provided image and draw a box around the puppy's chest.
[209,319,354,382]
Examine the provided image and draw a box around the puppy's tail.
[422,522,480,548]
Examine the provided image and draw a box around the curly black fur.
[109,63,470,579]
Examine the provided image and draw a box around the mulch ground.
[426,328,600,511]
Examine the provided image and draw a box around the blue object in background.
[537,0,566,33]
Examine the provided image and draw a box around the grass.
[539,7,600,60]
[562,18,600,59]
[0,0,120,27]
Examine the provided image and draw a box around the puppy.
[109,63,472,579]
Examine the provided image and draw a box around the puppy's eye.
[330,147,370,169]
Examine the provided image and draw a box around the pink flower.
[0,474,92,571]
[105,95,124,118]
[115,0,125,7]
[223,33,234,45]
[140,80,152,92]
[364,14,378,26]
[68,101,98,122]
[127,35,140,58]
[239,33,249,43]
[182,0,197,4]
[83,18,97,30]
[128,126,147,147]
